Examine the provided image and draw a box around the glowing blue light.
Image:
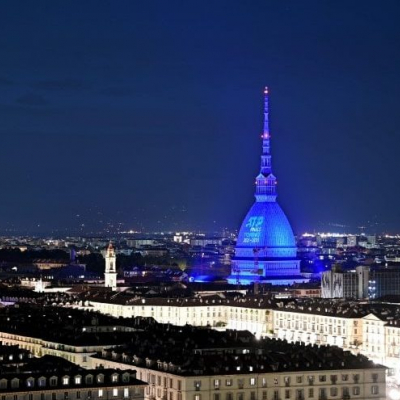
[237,202,296,249]
[228,88,302,285]
[190,275,215,283]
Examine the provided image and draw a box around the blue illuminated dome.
[236,201,296,251]
[228,87,305,285]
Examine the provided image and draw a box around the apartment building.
[0,365,145,400]
[71,293,400,370]
[76,293,275,337]
[91,341,386,400]
[273,309,363,350]
[0,306,143,368]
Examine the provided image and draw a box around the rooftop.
[0,355,145,392]
[96,337,383,376]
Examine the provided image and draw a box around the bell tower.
[104,242,117,291]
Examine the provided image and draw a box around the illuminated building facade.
[228,88,303,284]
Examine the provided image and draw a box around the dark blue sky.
[1,1,400,234]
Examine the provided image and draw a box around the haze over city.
[1,1,400,234]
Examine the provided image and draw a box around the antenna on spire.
[255,86,277,202]
[263,86,269,139]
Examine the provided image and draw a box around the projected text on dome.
[243,216,264,244]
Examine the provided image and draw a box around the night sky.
[1,1,400,235]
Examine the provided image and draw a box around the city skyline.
[1,1,400,233]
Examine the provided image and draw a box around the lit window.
[124,388,129,398]
[113,389,118,397]
[75,377,81,385]
[98,390,103,398]
[262,378,267,388]
[63,378,69,385]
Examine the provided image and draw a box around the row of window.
[192,386,379,400]
[0,334,76,353]
[145,375,182,390]
[0,374,129,390]
[275,314,358,326]
[0,388,135,400]
[193,373,375,389]
[278,321,352,335]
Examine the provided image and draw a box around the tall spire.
[261,86,271,175]
[255,86,277,202]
